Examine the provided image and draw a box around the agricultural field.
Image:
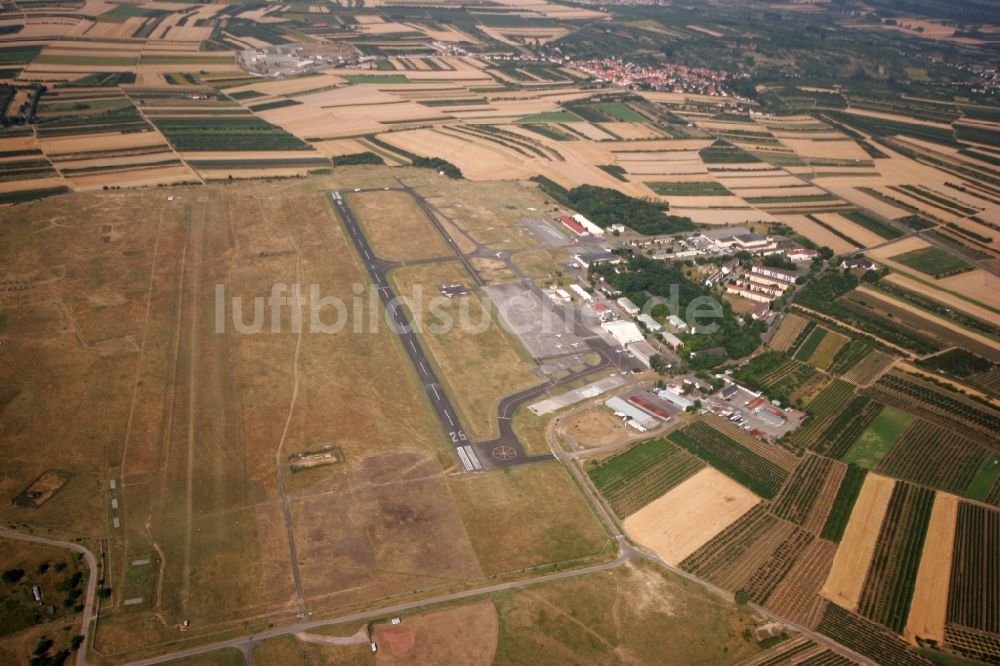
[1,1,999,664]
[795,326,850,371]
[769,313,811,352]
[946,502,1000,663]
[878,421,991,497]
[623,467,761,565]
[863,373,1000,443]
[855,482,935,633]
[821,473,896,611]
[890,247,973,278]
[587,437,704,518]
[787,379,883,459]
[669,421,790,499]
[841,407,914,469]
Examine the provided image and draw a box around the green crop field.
[588,438,705,518]
[342,74,410,84]
[966,453,1000,503]
[596,102,647,122]
[520,111,581,123]
[890,247,972,277]
[647,181,730,196]
[842,407,913,469]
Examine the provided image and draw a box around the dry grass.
[390,260,540,441]
[448,462,610,576]
[373,600,497,664]
[345,190,453,262]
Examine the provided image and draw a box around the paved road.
[332,187,638,470]
[0,529,99,666]
[123,547,638,666]
[330,191,485,469]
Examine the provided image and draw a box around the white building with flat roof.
[602,320,645,346]
[616,296,640,316]
[573,213,604,236]
[637,313,662,333]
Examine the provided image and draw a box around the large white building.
[637,313,662,333]
[616,296,640,316]
[602,320,645,346]
[573,213,605,236]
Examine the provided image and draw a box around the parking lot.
[484,283,585,359]
[703,384,805,439]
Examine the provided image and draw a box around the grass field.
[0,177,588,658]
[967,453,1000,503]
[345,190,453,262]
[842,407,914,469]
[890,247,972,278]
[448,462,610,576]
[493,558,763,664]
[596,102,647,122]
[390,260,541,441]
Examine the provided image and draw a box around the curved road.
[0,528,98,666]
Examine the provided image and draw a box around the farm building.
[720,384,739,400]
[666,315,688,331]
[617,296,640,316]
[602,320,645,346]
[841,257,878,271]
[637,313,662,333]
[559,215,588,236]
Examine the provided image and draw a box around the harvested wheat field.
[770,313,810,352]
[903,492,959,645]
[623,467,760,565]
[881,272,999,323]
[938,269,1000,311]
[820,473,896,611]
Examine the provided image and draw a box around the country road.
[0,528,99,666]
[123,548,638,666]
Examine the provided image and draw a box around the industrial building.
[570,284,593,302]
[605,396,659,431]
[574,251,620,270]
[661,331,684,350]
[573,213,605,236]
[637,313,662,333]
[616,296,640,316]
[601,320,645,346]
[628,340,660,368]
[559,215,588,236]
[655,387,694,411]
